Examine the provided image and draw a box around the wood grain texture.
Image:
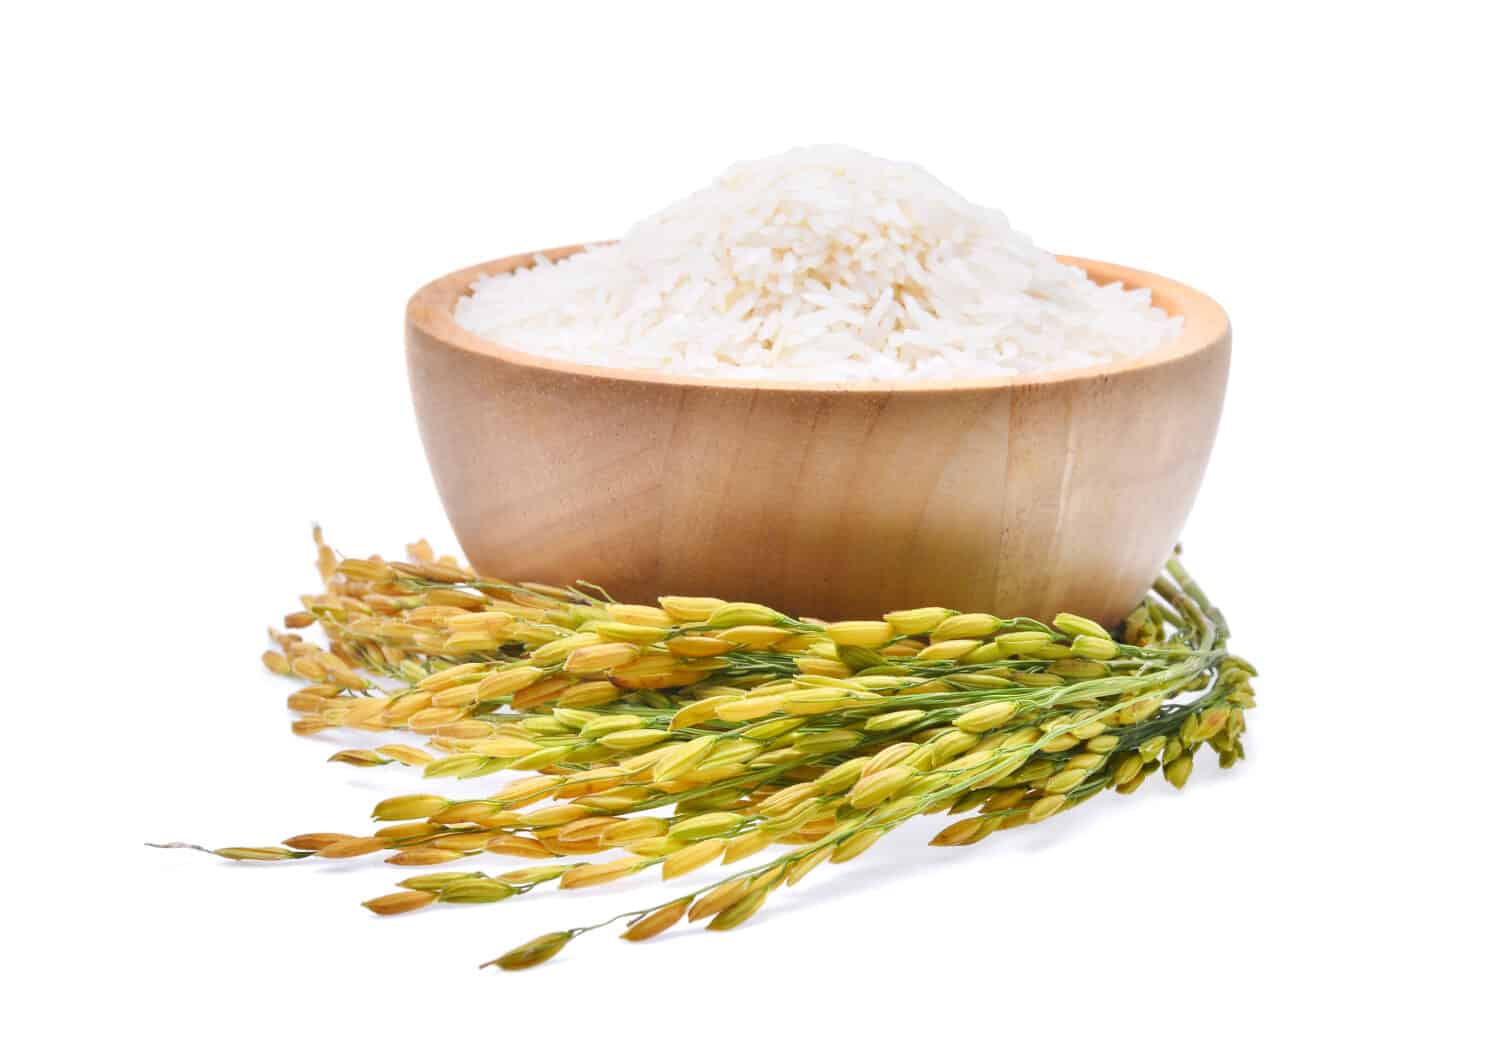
[406,248,1230,624]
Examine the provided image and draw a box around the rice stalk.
[159,528,1255,971]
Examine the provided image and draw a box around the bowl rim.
[407,245,1230,394]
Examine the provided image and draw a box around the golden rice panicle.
[212,535,1252,970]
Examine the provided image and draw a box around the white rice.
[454,146,1182,383]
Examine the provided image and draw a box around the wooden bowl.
[406,248,1230,624]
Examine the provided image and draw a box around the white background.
[6,2,1494,1042]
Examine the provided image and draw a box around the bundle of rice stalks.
[157,528,1255,970]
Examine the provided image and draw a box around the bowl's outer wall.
[407,257,1230,624]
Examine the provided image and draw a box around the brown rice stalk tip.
[159,530,1255,971]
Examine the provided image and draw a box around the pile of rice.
[454,147,1182,382]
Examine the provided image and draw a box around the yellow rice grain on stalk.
[994,631,1055,655]
[317,837,387,859]
[374,744,433,766]
[565,642,642,673]
[486,836,553,859]
[485,931,573,971]
[930,614,1001,642]
[662,839,727,879]
[792,656,853,677]
[621,900,690,942]
[916,639,983,661]
[511,678,571,711]
[658,596,726,622]
[282,833,354,850]
[714,625,792,650]
[560,857,643,889]
[666,635,735,657]
[824,620,896,648]
[705,603,782,628]
[1052,613,1112,640]
[688,877,754,922]
[362,891,438,916]
[590,621,671,644]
